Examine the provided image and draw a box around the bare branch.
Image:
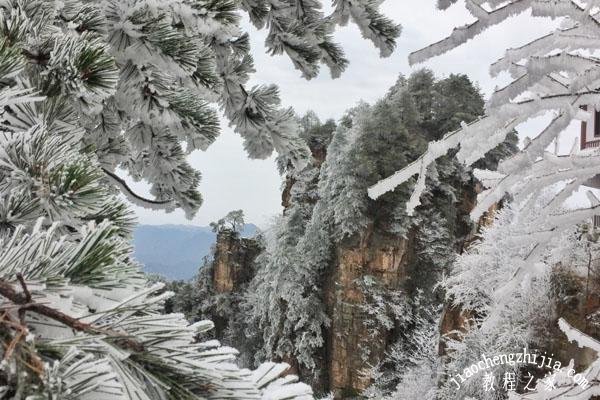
[101,167,174,211]
[15,274,30,303]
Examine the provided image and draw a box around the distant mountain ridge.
[133,224,257,280]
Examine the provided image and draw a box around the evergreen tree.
[247,113,337,380]
[210,209,245,233]
[0,0,399,398]
[364,294,441,400]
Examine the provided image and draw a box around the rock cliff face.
[212,230,261,294]
[202,171,478,398]
[207,230,262,340]
[326,231,414,397]
[200,130,499,398]
[203,190,600,398]
[287,146,476,397]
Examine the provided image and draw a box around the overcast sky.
[132,1,559,227]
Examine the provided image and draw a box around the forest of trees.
[165,70,523,398]
[0,0,398,398]
[3,0,600,399]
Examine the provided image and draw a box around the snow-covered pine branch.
[0,0,400,397]
[0,216,314,398]
[0,0,400,218]
[331,0,401,58]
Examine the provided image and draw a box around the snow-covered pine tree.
[0,111,315,398]
[437,197,559,399]
[364,294,441,400]
[0,0,399,398]
[367,2,600,398]
[246,113,336,381]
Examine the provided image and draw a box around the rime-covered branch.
[370,1,600,221]
[0,278,145,352]
[507,319,600,399]
[377,4,600,399]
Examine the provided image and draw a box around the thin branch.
[101,167,174,210]
[0,312,44,376]
[0,279,144,352]
[15,274,30,303]
[1,311,26,362]
[16,273,30,325]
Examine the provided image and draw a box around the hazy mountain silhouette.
[133,224,257,280]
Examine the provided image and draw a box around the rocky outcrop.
[203,138,486,398]
[212,230,261,294]
[208,229,262,340]
[325,230,414,397]
[438,305,474,358]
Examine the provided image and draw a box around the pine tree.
[247,113,336,380]
[364,294,441,400]
[0,0,399,398]
[440,200,558,399]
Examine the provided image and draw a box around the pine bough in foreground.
[0,97,312,398]
[0,0,399,398]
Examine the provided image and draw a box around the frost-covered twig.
[0,278,145,352]
[508,318,600,399]
[369,1,600,226]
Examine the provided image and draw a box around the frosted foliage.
[444,197,567,315]
[386,364,438,400]
[247,198,332,373]
[369,0,600,224]
[248,72,489,388]
[0,0,399,219]
[508,319,600,399]
[0,0,403,397]
[432,195,598,399]
[384,189,599,398]
[367,8,600,397]
[366,298,441,400]
[247,112,369,377]
[0,218,313,399]
[331,0,400,57]
[320,116,371,240]
[357,276,409,334]
[0,0,405,397]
